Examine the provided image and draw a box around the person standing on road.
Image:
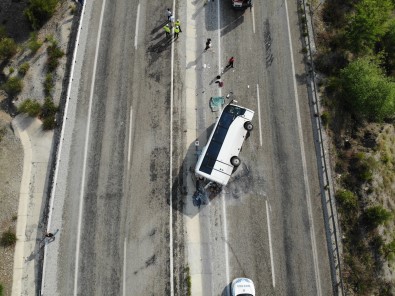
[204,38,212,51]
[175,19,182,32]
[166,8,172,20]
[169,15,175,24]
[174,25,180,38]
[163,24,171,37]
[226,56,235,68]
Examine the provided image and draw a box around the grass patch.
[41,98,58,130]
[0,127,6,142]
[19,62,30,76]
[321,111,330,127]
[0,37,17,60]
[2,77,23,96]
[44,73,54,96]
[18,99,41,117]
[1,229,17,247]
[28,32,42,53]
[185,266,191,296]
[47,41,64,72]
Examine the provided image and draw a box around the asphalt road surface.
[43,0,334,295]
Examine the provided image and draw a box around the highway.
[42,0,334,295]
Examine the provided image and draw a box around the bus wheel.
[244,121,253,131]
[231,156,241,167]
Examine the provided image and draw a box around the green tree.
[364,205,392,228]
[0,37,17,60]
[24,0,59,30]
[383,19,395,74]
[345,0,394,54]
[339,57,395,120]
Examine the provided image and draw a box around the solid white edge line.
[123,238,127,296]
[134,4,140,49]
[169,3,176,296]
[40,0,88,293]
[127,108,133,167]
[283,1,322,295]
[73,0,107,294]
[256,84,262,146]
[265,200,275,287]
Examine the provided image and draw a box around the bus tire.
[231,156,241,167]
[244,121,253,131]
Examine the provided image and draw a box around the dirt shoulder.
[0,0,78,294]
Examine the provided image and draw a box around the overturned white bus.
[195,103,254,186]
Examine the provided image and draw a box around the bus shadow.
[170,125,216,218]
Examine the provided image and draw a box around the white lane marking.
[169,3,176,296]
[134,4,140,49]
[73,0,107,294]
[252,6,256,34]
[256,84,262,146]
[265,200,275,287]
[123,238,127,296]
[284,1,322,295]
[127,108,133,168]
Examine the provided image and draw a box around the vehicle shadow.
[170,122,215,218]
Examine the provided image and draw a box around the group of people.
[163,8,182,38]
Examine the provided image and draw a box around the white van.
[195,103,254,186]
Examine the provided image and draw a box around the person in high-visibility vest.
[163,24,171,37]
[175,20,182,32]
[174,25,180,38]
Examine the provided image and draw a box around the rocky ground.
[0,0,76,294]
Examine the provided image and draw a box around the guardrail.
[299,1,345,295]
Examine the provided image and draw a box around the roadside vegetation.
[310,0,395,294]
[0,0,64,130]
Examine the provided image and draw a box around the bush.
[0,37,17,60]
[1,229,17,247]
[2,77,23,96]
[0,283,3,296]
[41,98,58,130]
[19,62,30,76]
[44,73,53,96]
[42,114,56,130]
[47,42,64,72]
[364,206,392,228]
[24,0,59,30]
[18,99,41,117]
[336,189,358,211]
[28,32,42,53]
[321,111,330,127]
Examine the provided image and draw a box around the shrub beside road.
[313,0,395,294]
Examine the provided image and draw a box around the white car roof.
[232,278,255,296]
